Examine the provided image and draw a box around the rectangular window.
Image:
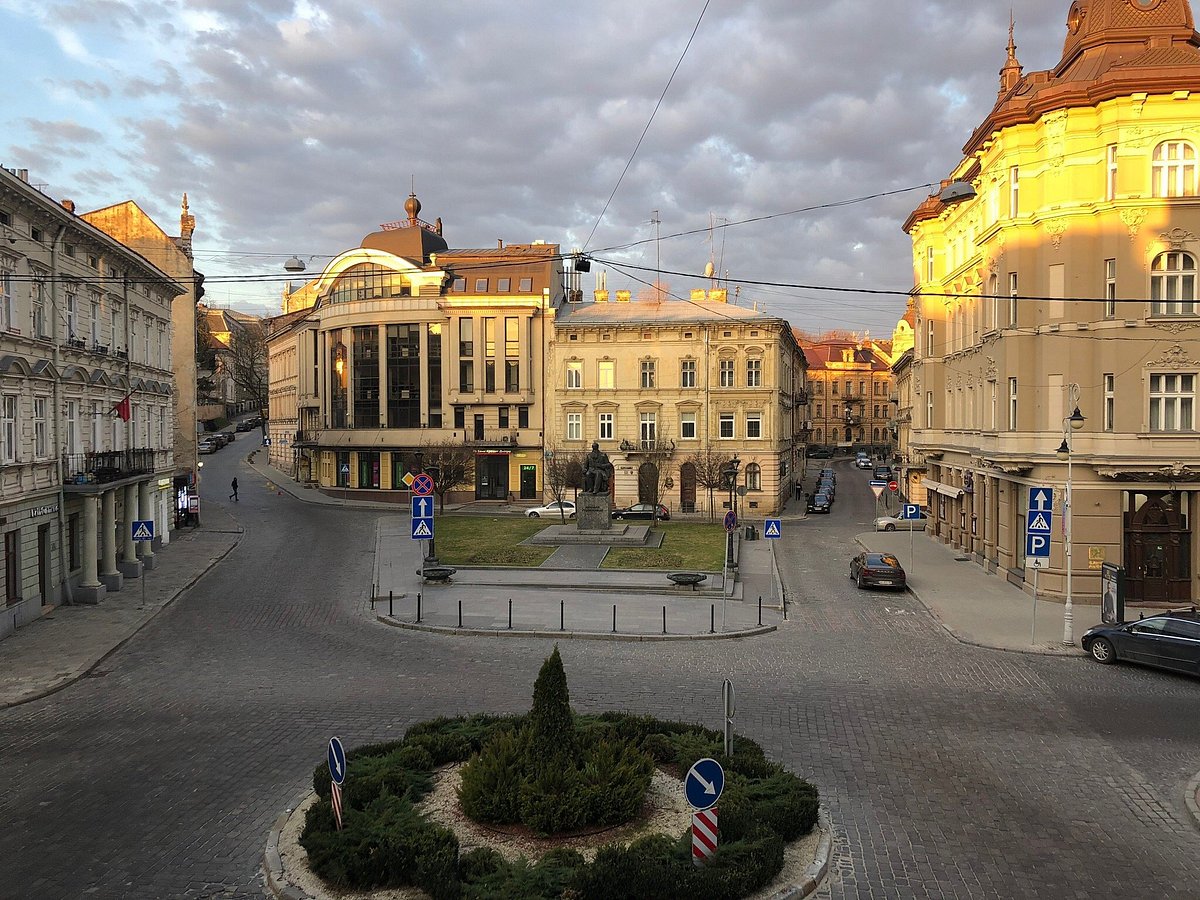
[497,277,511,292]
[91,300,100,344]
[746,358,762,387]
[504,317,519,359]
[32,280,45,338]
[92,401,102,451]
[566,412,582,441]
[1008,272,1018,326]
[426,323,442,426]
[498,406,509,429]
[1009,165,1019,217]
[458,318,474,357]
[519,277,533,292]
[719,359,735,387]
[1008,377,1018,431]
[1149,373,1195,431]
[453,407,465,429]
[458,360,474,392]
[484,317,495,358]
[1106,144,1118,201]
[505,361,519,393]
[925,321,934,355]
[680,359,696,388]
[566,361,582,389]
[1104,374,1115,431]
[746,414,762,439]
[718,413,735,439]
[639,412,656,448]
[452,276,466,292]
[680,412,696,439]
[65,399,79,455]
[598,412,613,440]
[518,406,529,429]
[33,397,47,458]
[5,530,19,606]
[474,278,488,292]
[640,360,656,389]
[988,379,997,431]
[386,323,421,429]
[66,291,78,338]
[598,360,614,390]
[484,360,496,393]
[926,247,934,283]
[1105,259,1117,318]
[832,380,840,396]
[352,325,380,427]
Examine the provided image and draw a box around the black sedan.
[849,552,906,590]
[613,503,671,521]
[807,491,832,514]
[1081,609,1200,677]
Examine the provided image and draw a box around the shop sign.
[30,504,59,518]
[157,478,172,489]
[1088,546,1105,570]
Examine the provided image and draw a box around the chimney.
[61,199,76,214]
[17,169,29,182]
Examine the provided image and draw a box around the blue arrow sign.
[131,520,154,542]
[685,757,725,810]
[411,518,434,540]
[900,503,922,520]
[411,496,434,519]
[327,736,347,785]
[1029,486,1053,512]
[763,518,781,539]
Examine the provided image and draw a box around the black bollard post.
[758,595,763,626]
[458,600,463,628]
[560,599,565,631]
[508,599,513,630]
[417,591,422,623]
[663,606,667,634]
[710,604,715,634]
[389,590,393,617]
[612,604,617,634]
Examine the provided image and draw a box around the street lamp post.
[1055,386,1086,646]
[722,456,741,568]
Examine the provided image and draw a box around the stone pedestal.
[577,493,613,532]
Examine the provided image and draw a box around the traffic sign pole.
[1031,565,1039,646]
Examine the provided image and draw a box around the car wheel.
[856,573,865,589]
[884,523,896,532]
[1089,637,1116,664]
[529,512,539,518]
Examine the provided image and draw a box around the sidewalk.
[857,531,1157,655]
[0,506,242,708]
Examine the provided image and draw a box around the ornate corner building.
[796,335,897,457]
[904,0,1200,604]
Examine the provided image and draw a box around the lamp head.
[283,256,306,273]
[938,181,977,204]
[1055,439,1070,461]
[1069,406,1085,430]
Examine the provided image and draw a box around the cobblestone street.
[1,455,1198,898]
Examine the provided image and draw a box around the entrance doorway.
[679,462,697,513]
[637,462,659,504]
[38,524,51,605]
[519,465,537,500]
[476,454,509,500]
[473,414,485,441]
[1124,491,1191,603]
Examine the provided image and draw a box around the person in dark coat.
[230,477,239,501]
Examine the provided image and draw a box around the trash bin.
[744,525,757,541]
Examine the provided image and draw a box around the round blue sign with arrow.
[685,757,725,810]
[327,736,347,786]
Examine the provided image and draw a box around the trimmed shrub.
[529,646,575,762]
[458,727,529,823]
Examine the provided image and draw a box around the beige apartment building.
[267,194,562,501]
[904,0,1200,608]
[798,336,895,457]
[0,167,184,639]
[546,289,808,517]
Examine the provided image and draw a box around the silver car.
[874,512,927,532]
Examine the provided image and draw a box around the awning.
[921,478,964,499]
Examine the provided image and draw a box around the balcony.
[463,429,520,447]
[65,337,87,351]
[115,349,128,361]
[92,343,109,356]
[293,430,320,446]
[61,448,167,488]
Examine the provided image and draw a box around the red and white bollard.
[691,807,718,865]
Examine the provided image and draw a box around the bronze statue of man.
[582,441,611,495]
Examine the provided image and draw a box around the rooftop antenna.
[651,209,661,299]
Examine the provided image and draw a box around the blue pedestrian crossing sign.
[131,520,154,542]
[900,503,922,520]
[685,757,725,810]
[411,518,434,540]
[763,518,782,539]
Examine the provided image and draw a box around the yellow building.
[267,194,562,501]
[904,0,1200,610]
[546,290,808,516]
[795,335,895,456]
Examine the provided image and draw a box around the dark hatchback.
[850,552,906,590]
[613,503,671,521]
[1082,608,1200,677]
[807,492,832,514]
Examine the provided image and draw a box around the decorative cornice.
[1150,320,1200,335]
[1045,220,1068,249]
[1160,227,1197,251]
[1121,207,1148,240]
[1097,464,1200,482]
[1147,343,1200,369]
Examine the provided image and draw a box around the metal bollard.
[458,600,463,629]
[758,595,762,627]
[662,606,667,635]
[612,604,617,634]
[417,591,422,623]
[560,599,565,631]
[710,604,715,634]
[508,599,513,630]
[389,590,393,617]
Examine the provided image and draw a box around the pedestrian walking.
[230,477,239,501]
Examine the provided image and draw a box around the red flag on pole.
[112,394,131,422]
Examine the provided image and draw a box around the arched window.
[873,427,880,442]
[329,264,408,303]
[1150,251,1196,316]
[745,462,761,491]
[814,428,823,443]
[1152,142,1198,198]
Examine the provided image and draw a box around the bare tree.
[686,448,736,522]
[543,448,584,522]
[228,321,269,431]
[564,454,585,504]
[635,443,676,526]
[420,440,476,513]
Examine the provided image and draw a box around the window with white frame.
[598,360,614,390]
[680,411,697,439]
[926,392,934,428]
[65,399,79,455]
[639,412,656,448]
[130,317,138,361]
[66,291,78,338]
[718,413,735,438]
[746,413,762,438]
[1150,251,1196,316]
[746,358,762,387]
[745,462,761,491]
[158,324,167,368]
[1009,166,1020,216]
[1106,144,1118,201]
[0,269,11,332]
[926,320,934,355]
[1105,259,1117,318]
[1104,374,1115,431]
[565,361,582,389]
[92,401,102,451]
[158,406,166,447]
[1008,272,1018,325]
[1008,377,1018,430]
[639,359,656,389]
[1152,141,1197,197]
[90,298,101,344]
[598,412,613,440]
[1,395,15,463]
[32,279,45,338]
[680,359,696,388]
[719,358,735,388]
[111,306,121,349]
[566,411,582,441]
[926,246,934,283]
[988,379,997,431]
[33,397,47,459]
[1149,373,1194,431]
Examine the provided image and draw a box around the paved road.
[1,453,1198,898]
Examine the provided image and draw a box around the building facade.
[904,0,1200,606]
[267,194,562,502]
[797,336,895,457]
[546,290,808,517]
[0,167,183,639]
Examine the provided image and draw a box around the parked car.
[819,468,836,484]
[873,466,892,481]
[817,480,836,500]
[1082,608,1200,676]
[198,439,218,454]
[207,432,229,447]
[807,492,832,514]
[613,503,671,521]
[219,431,236,445]
[855,455,873,469]
[874,512,928,531]
[235,420,254,432]
[849,552,907,590]
[525,501,576,519]
[807,447,834,459]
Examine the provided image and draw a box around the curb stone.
[264,790,316,900]
[378,615,777,642]
[765,805,833,900]
[1186,771,1200,832]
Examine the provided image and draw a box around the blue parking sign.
[900,504,921,520]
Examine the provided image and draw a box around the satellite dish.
[704,260,715,278]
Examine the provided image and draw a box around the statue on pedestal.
[582,442,612,495]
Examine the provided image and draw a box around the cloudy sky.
[1,0,1073,336]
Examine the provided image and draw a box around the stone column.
[118,482,142,578]
[100,489,123,592]
[75,495,105,604]
[137,480,156,570]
